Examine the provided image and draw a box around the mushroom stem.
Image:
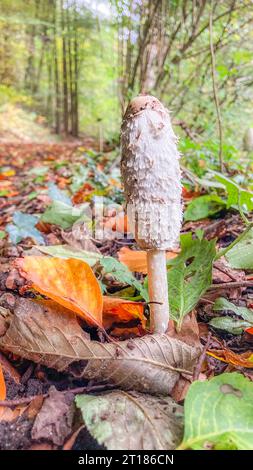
[147,249,169,333]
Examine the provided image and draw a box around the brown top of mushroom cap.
[123,94,165,120]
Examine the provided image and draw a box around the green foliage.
[47,182,71,205]
[100,256,148,301]
[179,373,253,450]
[184,194,226,221]
[167,233,216,328]
[37,245,101,266]
[225,229,253,269]
[214,172,253,212]
[209,297,253,335]
[6,211,44,245]
[41,201,85,229]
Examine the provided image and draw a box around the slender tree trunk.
[53,0,61,134]
[61,0,69,134]
[71,0,79,137]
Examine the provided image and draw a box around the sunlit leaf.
[0,365,6,401]
[102,296,146,329]
[207,349,253,368]
[48,182,72,205]
[118,246,178,274]
[16,256,103,327]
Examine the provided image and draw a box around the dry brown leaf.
[118,246,178,274]
[168,311,201,348]
[16,256,103,328]
[0,298,200,395]
[31,387,74,446]
[0,351,20,384]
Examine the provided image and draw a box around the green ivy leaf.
[168,233,216,327]
[178,373,253,450]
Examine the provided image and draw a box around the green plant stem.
[215,221,253,261]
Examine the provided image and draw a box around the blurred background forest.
[0,0,253,173]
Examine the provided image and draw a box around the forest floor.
[0,120,253,450]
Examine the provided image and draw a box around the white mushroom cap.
[121,95,182,250]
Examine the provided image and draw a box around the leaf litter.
[0,142,253,450]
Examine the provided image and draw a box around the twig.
[209,0,224,173]
[0,383,115,407]
[193,332,212,381]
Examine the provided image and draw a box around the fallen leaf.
[104,213,128,233]
[168,311,201,348]
[76,391,183,450]
[0,365,6,400]
[62,222,100,253]
[209,297,253,335]
[72,182,94,204]
[37,245,101,266]
[48,182,72,205]
[41,200,84,229]
[16,256,103,328]
[118,246,178,274]
[102,296,146,329]
[178,372,253,450]
[31,387,74,446]
[0,298,200,395]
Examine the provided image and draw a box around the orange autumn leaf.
[0,365,6,401]
[118,246,179,274]
[102,296,146,330]
[182,186,201,201]
[72,182,94,204]
[16,257,103,328]
[207,349,253,368]
[104,213,128,233]
[245,326,253,335]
